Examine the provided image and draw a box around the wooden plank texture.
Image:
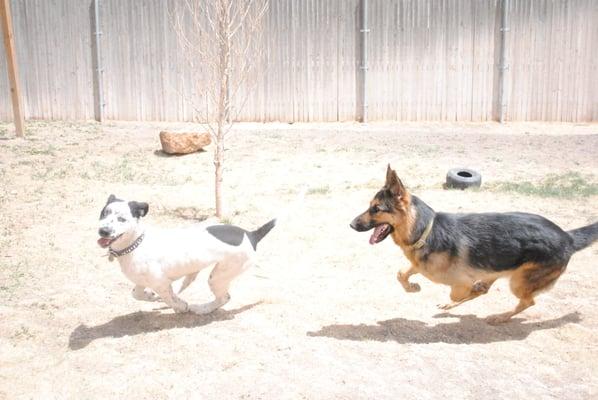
[0,0,24,134]
[0,0,595,122]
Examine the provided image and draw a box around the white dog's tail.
[247,187,307,250]
[247,219,277,249]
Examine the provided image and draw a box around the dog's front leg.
[154,285,189,313]
[438,281,492,310]
[131,285,160,302]
[397,264,421,292]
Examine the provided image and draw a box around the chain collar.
[109,233,145,260]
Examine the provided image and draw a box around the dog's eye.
[371,205,380,213]
[117,217,126,222]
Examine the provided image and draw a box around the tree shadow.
[69,302,261,350]
[307,312,581,345]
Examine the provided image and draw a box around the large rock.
[159,131,211,155]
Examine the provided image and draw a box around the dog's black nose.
[350,218,362,231]
[350,216,370,232]
[98,227,112,237]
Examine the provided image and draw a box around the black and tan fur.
[351,165,598,324]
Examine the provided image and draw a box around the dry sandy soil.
[0,121,597,399]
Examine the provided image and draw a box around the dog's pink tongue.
[369,225,386,245]
[97,238,111,248]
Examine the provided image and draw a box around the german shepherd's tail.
[247,187,308,250]
[568,222,598,251]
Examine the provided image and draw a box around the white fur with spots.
[98,198,255,315]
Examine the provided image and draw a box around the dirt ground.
[0,121,597,399]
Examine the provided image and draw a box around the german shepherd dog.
[350,165,598,324]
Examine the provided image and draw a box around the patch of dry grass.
[488,172,598,198]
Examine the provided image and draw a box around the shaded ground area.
[0,121,597,399]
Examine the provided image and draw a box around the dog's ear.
[100,194,119,219]
[385,165,406,199]
[128,201,149,218]
[385,164,394,185]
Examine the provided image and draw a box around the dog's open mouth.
[97,234,122,248]
[369,224,393,245]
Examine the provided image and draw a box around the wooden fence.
[0,0,596,122]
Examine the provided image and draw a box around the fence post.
[359,0,369,122]
[497,0,509,123]
[91,0,105,122]
[1,0,25,137]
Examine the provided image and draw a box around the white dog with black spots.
[97,195,276,314]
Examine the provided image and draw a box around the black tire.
[445,168,482,190]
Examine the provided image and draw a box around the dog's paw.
[437,303,455,310]
[188,303,218,315]
[132,288,161,302]
[403,282,421,293]
[144,290,160,302]
[472,281,490,294]
[485,313,512,325]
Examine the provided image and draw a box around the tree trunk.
[214,1,230,218]
[214,130,224,217]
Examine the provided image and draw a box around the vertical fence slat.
[0,0,595,122]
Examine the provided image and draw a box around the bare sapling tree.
[173,0,268,217]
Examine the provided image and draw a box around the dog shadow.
[307,312,581,345]
[68,302,261,350]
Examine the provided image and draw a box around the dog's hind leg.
[154,284,189,313]
[173,272,199,294]
[486,297,535,325]
[189,257,252,315]
[397,264,421,292]
[438,280,493,310]
[486,262,566,324]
